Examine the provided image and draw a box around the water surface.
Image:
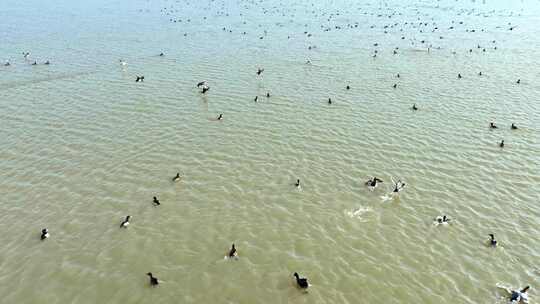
[0,0,539,303]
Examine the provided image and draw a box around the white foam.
[380,193,396,202]
[346,207,372,220]
[433,221,449,226]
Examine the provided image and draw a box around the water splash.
[346,206,372,220]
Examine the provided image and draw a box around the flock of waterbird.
[3,0,533,301]
[3,52,50,66]
[33,53,524,291]
[37,167,312,290]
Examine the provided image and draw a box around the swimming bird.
[254,96,258,102]
[4,60,10,66]
[346,85,350,90]
[499,140,504,148]
[393,83,397,89]
[159,53,164,56]
[490,122,498,129]
[294,179,300,188]
[510,286,529,303]
[196,81,206,88]
[458,73,462,79]
[172,173,181,182]
[511,123,518,130]
[153,196,160,206]
[488,234,497,247]
[40,228,49,240]
[31,61,37,66]
[396,73,400,78]
[119,59,127,66]
[266,92,270,98]
[412,104,418,111]
[146,272,159,286]
[136,76,144,82]
[217,114,223,120]
[435,215,450,224]
[228,244,237,258]
[23,52,30,59]
[44,61,50,65]
[366,177,383,187]
[293,272,309,289]
[393,180,406,193]
[478,71,482,76]
[120,216,131,228]
[257,68,264,75]
[328,98,332,104]
[201,85,210,94]
[516,79,521,84]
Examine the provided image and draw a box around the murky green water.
[0,0,539,303]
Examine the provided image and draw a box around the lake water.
[0,0,539,303]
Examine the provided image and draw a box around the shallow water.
[0,0,539,303]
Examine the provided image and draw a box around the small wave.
[432,221,450,227]
[496,282,512,292]
[0,70,102,90]
[494,283,514,304]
